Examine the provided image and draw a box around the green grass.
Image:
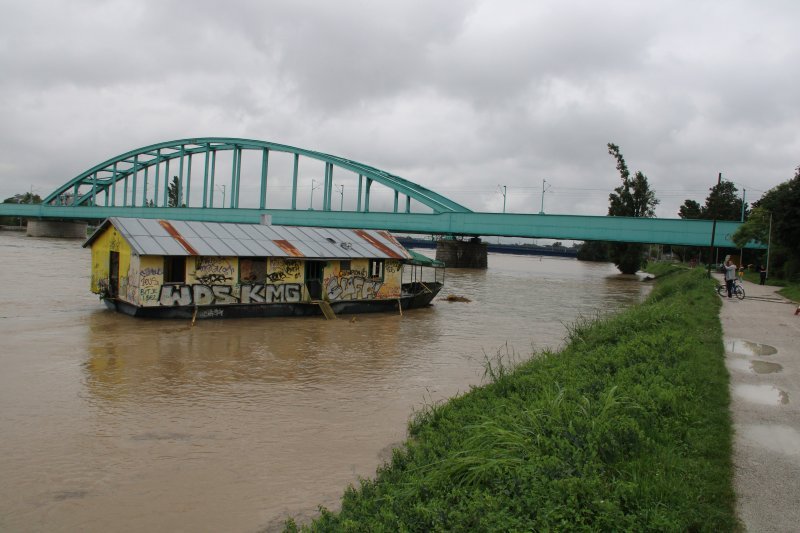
[778,284,800,303]
[737,271,799,303]
[286,268,736,532]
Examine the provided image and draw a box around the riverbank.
[287,267,736,531]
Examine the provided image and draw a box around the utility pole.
[766,212,772,280]
[740,188,746,268]
[498,185,507,213]
[539,179,551,214]
[336,184,344,211]
[707,172,722,277]
[740,188,746,222]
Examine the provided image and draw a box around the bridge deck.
[0,203,756,248]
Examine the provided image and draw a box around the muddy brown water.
[0,232,648,532]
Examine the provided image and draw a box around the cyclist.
[724,257,738,298]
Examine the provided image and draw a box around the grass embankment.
[289,267,735,532]
[779,285,800,303]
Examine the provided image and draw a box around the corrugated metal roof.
[84,217,414,260]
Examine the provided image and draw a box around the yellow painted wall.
[188,257,238,285]
[324,258,402,301]
[379,259,402,299]
[123,254,140,304]
[137,256,164,307]
[89,225,132,299]
[267,258,303,283]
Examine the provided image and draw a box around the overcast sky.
[1,0,798,219]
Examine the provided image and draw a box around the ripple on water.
[724,338,778,357]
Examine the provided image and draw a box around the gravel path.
[717,275,800,532]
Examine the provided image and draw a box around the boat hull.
[103,283,443,319]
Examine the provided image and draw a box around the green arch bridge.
[0,137,756,249]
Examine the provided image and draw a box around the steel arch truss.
[43,137,471,215]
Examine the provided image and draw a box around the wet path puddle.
[725,338,778,357]
[733,384,790,405]
[728,359,783,374]
[751,360,783,374]
[739,425,800,456]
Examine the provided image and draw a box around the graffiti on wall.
[193,257,234,283]
[159,283,302,306]
[195,273,231,285]
[269,258,301,281]
[139,267,163,302]
[325,273,383,301]
[266,271,287,282]
[124,263,136,302]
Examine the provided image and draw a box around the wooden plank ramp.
[312,300,337,320]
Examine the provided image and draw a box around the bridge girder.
[43,137,471,214]
[0,202,759,249]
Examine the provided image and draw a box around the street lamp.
[336,184,344,211]
[215,184,226,207]
[539,179,551,214]
[497,185,507,213]
[310,179,321,209]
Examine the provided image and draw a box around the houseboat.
[83,217,444,319]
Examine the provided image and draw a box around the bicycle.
[717,279,745,300]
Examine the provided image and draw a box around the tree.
[702,181,747,221]
[679,182,747,221]
[1,191,43,226]
[576,240,610,262]
[734,168,800,279]
[3,192,42,204]
[606,143,659,274]
[678,181,747,265]
[167,176,181,207]
[678,199,702,219]
[732,206,770,248]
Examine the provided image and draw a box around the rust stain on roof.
[158,220,199,255]
[354,230,402,259]
[272,239,304,257]
[377,230,410,258]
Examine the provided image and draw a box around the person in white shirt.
[724,258,737,298]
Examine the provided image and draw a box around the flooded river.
[0,231,648,532]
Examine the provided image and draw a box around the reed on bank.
[287,267,736,532]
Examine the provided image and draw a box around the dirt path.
[716,275,800,532]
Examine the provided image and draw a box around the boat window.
[163,256,186,284]
[369,259,384,280]
[240,258,267,284]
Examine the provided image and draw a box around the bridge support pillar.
[436,238,488,269]
[26,220,88,239]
